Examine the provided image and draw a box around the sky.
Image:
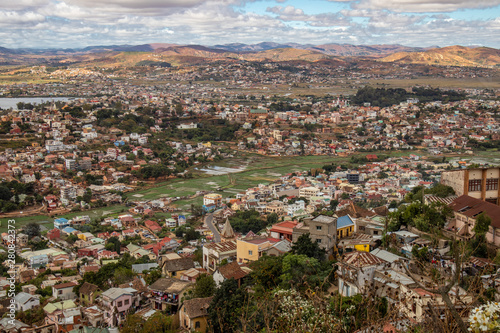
[1,0,500,49]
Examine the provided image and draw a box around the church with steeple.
[220,218,236,242]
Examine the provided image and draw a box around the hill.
[379,46,500,67]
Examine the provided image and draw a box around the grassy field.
[128,154,353,210]
[366,77,500,90]
[0,205,128,233]
[4,150,421,225]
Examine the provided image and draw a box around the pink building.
[100,287,139,326]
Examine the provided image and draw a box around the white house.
[14,292,40,312]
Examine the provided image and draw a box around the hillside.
[379,46,500,67]
[0,43,498,68]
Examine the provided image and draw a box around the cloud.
[267,5,351,26]
[348,0,500,13]
[0,0,498,49]
[0,11,45,27]
[65,0,207,9]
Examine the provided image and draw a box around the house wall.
[53,287,76,301]
[236,240,259,263]
[16,298,40,312]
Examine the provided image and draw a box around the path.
[204,213,221,243]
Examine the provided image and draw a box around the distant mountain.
[308,44,427,57]
[213,42,314,52]
[212,43,427,57]
[379,45,500,67]
[0,43,498,67]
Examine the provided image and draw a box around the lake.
[0,97,75,110]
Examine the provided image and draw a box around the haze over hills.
[380,46,500,68]
[0,42,498,68]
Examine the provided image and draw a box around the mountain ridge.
[0,43,498,68]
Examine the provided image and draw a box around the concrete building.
[441,167,500,205]
[292,215,337,254]
[298,186,321,200]
[203,193,222,207]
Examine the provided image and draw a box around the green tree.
[474,212,491,235]
[291,233,326,261]
[280,254,321,289]
[329,199,339,211]
[121,314,145,333]
[144,268,162,286]
[142,312,174,332]
[186,274,216,300]
[249,255,283,290]
[208,278,247,332]
[266,213,278,225]
[24,222,41,238]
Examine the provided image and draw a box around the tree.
[329,199,339,211]
[144,268,162,285]
[280,254,322,289]
[249,255,283,290]
[470,212,491,258]
[291,233,326,261]
[121,314,145,333]
[208,278,247,332]
[186,274,216,300]
[24,222,41,238]
[404,239,469,333]
[266,213,278,225]
[142,312,174,332]
[473,212,491,235]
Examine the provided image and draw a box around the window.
[316,239,322,243]
[316,225,322,231]
[58,290,62,295]
[469,179,481,192]
[124,299,129,305]
[248,250,253,255]
[117,301,122,307]
[486,178,498,191]
[195,321,201,329]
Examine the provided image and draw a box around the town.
[0,57,499,333]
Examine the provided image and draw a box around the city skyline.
[1,0,500,49]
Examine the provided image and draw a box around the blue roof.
[62,227,77,233]
[54,218,69,223]
[337,215,355,229]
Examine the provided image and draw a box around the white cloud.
[348,0,500,13]
[0,0,498,48]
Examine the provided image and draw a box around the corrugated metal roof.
[342,251,387,267]
[337,215,355,229]
[371,249,407,263]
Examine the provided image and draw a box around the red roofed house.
[47,228,61,240]
[52,281,78,300]
[97,232,110,240]
[122,229,136,238]
[449,195,500,246]
[98,250,119,260]
[145,220,162,233]
[213,261,251,287]
[269,221,298,241]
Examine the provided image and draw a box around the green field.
[7,151,417,225]
[0,205,129,233]
[128,154,353,209]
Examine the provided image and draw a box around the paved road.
[204,213,221,242]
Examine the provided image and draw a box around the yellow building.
[179,297,213,332]
[77,232,94,241]
[336,215,355,239]
[236,237,277,263]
